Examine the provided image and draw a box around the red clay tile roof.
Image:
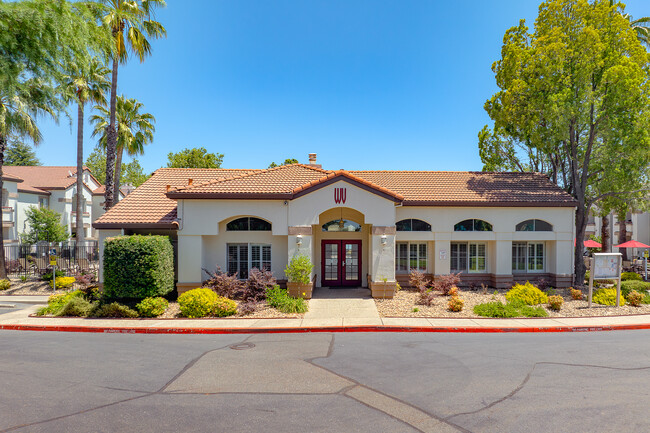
[93,168,260,228]
[1,173,24,183]
[3,166,102,195]
[95,165,576,229]
[349,171,576,206]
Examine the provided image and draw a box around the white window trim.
[512,242,545,273]
[395,241,428,273]
[451,242,488,273]
[227,243,272,279]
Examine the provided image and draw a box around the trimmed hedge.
[103,235,174,300]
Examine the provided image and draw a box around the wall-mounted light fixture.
[380,235,387,246]
[296,234,303,246]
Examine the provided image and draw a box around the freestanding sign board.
[588,253,622,307]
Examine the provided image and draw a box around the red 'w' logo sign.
[334,187,346,204]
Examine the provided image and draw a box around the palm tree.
[0,79,58,277]
[61,58,110,242]
[90,95,155,202]
[99,0,166,210]
[611,1,650,48]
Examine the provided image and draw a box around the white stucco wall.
[16,192,41,238]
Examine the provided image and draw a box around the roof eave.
[93,222,179,230]
[402,200,578,207]
[166,192,293,200]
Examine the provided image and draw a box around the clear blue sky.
[35,0,649,174]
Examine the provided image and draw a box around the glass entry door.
[321,240,362,287]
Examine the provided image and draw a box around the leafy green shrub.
[56,297,94,317]
[621,272,642,281]
[37,290,85,316]
[213,296,237,317]
[285,255,313,284]
[448,295,464,312]
[90,302,139,318]
[593,288,625,306]
[570,287,583,300]
[103,235,174,300]
[474,301,519,318]
[620,280,650,297]
[266,285,308,314]
[474,300,548,318]
[626,290,644,307]
[548,295,563,311]
[136,297,169,318]
[49,276,75,289]
[505,282,549,305]
[42,270,65,281]
[0,279,10,291]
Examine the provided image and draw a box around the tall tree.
[90,95,155,202]
[0,0,106,277]
[61,57,110,242]
[166,147,224,168]
[99,0,166,210]
[4,139,40,166]
[268,158,299,168]
[85,145,149,187]
[479,0,650,285]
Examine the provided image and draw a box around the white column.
[288,227,314,283]
[370,234,395,282]
[177,234,203,292]
[433,237,451,276]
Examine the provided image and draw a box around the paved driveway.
[1,330,649,432]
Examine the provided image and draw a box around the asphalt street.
[0,330,649,432]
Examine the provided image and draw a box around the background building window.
[395,242,427,272]
[396,219,431,231]
[227,243,271,278]
[226,217,272,231]
[515,219,553,231]
[38,196,49,208]
[451,242,486,272]
[512,242,545,272]
[454,219,493,232]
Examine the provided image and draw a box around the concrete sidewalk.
[1,303,650,334]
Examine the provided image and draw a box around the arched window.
[322,219,361,232]
[515,219,553,232]
[226,217,272,231]
[396,219,431,232]
[454,219,493,232]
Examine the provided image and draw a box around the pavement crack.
[445,361,650,421]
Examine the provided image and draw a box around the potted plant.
[370,276,398,299]
[285,255,314,299]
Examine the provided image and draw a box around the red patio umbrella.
[614,240,650,249]
[574,239,602,248]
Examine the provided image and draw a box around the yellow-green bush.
[37,290,84,316]
[49,276,75,289]
[593,288,625,306]
[621,272,642,281]
[548,295,563,311]
[177,288,237,318]
[136,297,169,317]
[505,282,548,305]
[0,279,10,290]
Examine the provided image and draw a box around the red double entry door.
[321,240,362,287]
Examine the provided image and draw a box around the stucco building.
[94,155,578,295]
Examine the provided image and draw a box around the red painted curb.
[2,323,650,334]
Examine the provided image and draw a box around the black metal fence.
[4,242,99,278]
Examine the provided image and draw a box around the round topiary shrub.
[593,288,625,306]
[213,296,237,317]
[570,287,583,300]
[548,295,563,311]
[178,288,217,318]
[136,297,169,318]
[505,282,549,305]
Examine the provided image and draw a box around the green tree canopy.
[268,158,299,168]
[166,147,224,168]
[479,0,650,283]
[21,206,69,243]
[85,145,149,187]
[5,139,40,166]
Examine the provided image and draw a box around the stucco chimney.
[308,153,317,164]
